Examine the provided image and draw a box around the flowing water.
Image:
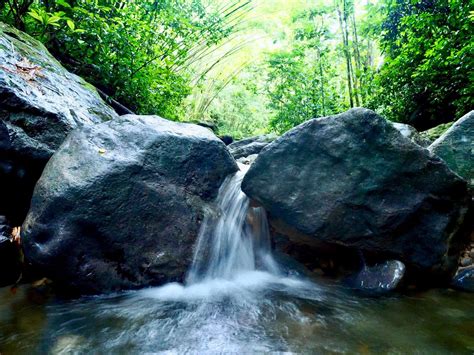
[187,164,280,282]
[0,166,473,354]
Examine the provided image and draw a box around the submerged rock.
[346,260,405,293]
[242,108,471,279]
[229,134,277,159]
[0,22,117,223]
[22,115,237,295]
[429,111,473,188]
[452,266,474,292]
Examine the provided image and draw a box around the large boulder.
[0,22,117,224]
[22,115,237,295]
[242,108,472,278]
[429,111,473,188]
[229,134,277,159]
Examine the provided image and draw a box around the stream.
[0,165,473,354]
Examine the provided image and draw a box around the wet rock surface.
[0,22,117,223]
[22,115,237,295]
[242,108,472,279]
[346,260,406,294]
[452,266,474,292]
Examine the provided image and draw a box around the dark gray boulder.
[346,260,405,294]
[429,111,473,188]
[22,115,237,295]
[242,108,471,278]
[229,134,277,159]
[0,22,117,223]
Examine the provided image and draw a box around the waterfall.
[139,162,315,304]
[134,165,320,353]
[187,164,279,284]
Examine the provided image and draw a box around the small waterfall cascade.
[187,163,279,283]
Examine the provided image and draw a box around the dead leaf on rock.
[15,57,45,81]
[1,57,45,82]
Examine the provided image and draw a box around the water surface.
[1,165,472,354]
[0,278,473,354]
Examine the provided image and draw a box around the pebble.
[460,257,473,267]
[470,249,474,259]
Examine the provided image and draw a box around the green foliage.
[210,69,271,139]
[263,0,472,134]
[265,47,343,134]
[370,0,474,130]
[186,65,272,139]
[1,0,472,136]
[1,0,245,120]
[264,2,374,134]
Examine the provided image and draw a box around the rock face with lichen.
[242,108,472,279]
[22,115,237,295]
[0,22,117,224]
[429,111,473,188]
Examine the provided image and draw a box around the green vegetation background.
[1,0,472,139]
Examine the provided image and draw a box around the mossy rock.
[430,111,474,188]
[0,22,118,223]
[420,122,454,143]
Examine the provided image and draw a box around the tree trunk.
[351,8,364,105]
[336,0,354,107]
[317,47,326,116]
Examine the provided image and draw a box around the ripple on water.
[1,280,473,354]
